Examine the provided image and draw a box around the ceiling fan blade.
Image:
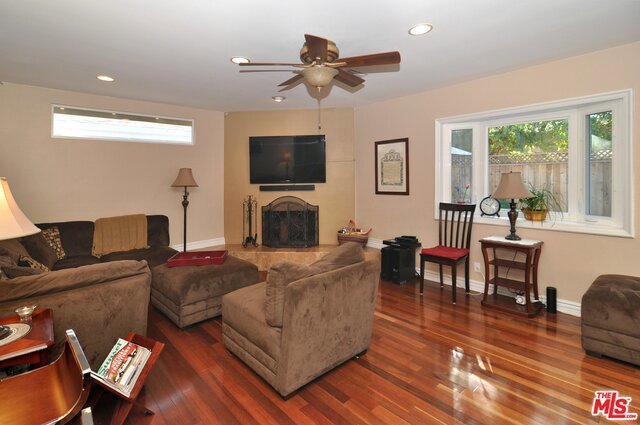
[239,62,306,67]
[304,34,328,62]
[278,74,304,87]
[334,69,365,87]
[339,51,401,68]
[240,70,298,73]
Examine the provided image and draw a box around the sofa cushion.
[0,260,148,302]
[265,261,317,327]
[0,254,17,279]
[37,221,95,257]
[0,239,30,263]
[53,255,101,270]
[3,264,45,278]
[20,233,57,270]
[100,246,177,268]
[41,226,66,260]
[310,242,365,273]
[222,282,282,371]
[147,215,170,247]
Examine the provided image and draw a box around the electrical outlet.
[474,262,482,272]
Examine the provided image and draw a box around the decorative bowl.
[15,305,37,322]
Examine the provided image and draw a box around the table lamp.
[492,171,532,241]
[171,168,198,252]
[0,177,41,340]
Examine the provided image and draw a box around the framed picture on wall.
[375,138,409,195]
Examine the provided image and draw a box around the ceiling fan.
[239,34,401,91]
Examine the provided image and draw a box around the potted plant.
[519,185,563,221]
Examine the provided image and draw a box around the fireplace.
[262,196,319,247]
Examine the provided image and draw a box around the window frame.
[51,104,195,145]
[435,90,633,238]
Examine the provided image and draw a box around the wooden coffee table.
[0,308,54,369]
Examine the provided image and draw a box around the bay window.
[435,90,632,237]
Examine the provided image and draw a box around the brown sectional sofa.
[0,214,177,368]
[29,215,177,270]
[0,260,151,369]
[222,242,380,397]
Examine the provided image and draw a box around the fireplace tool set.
[242,195,258,247]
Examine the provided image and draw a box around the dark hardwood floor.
[120,278,640,424]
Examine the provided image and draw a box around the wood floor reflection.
[122,278,640,424]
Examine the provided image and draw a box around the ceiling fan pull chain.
[317,96,322,130]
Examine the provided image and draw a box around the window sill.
[473,215,633,238]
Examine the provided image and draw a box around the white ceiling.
[1,0,639,112]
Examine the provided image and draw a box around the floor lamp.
[171,168,198,252]
[0,177,41,340]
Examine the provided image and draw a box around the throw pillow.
[311,242,365,273]
[3,264,45,278]
[265,261,317,327]
[41,226,66,260]
[18,255,51,272]
[21,233,57,270]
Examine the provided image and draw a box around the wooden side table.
[0,308,54,369]
[480,236,544,318]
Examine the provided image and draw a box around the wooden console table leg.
[532,248,542,300]
[524,250,532,315]
[481,245,490,304]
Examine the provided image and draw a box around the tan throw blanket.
[92,214,148,257]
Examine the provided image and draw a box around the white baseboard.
[367,238,580,317]
[171,237,225,251]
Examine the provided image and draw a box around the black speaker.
[259,185,315,191]
[546,286,557,313]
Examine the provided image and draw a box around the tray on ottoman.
[167,250,227,267]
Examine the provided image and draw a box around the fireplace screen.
[262,196,319,248]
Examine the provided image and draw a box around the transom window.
[51,105,194,145]
[436,90,632,237]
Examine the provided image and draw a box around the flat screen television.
[249,135,326,184]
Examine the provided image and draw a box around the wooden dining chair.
[0,329,92,424]
[419,202,477,304]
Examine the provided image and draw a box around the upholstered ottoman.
[581,274,640,366]
[151,256,260,328]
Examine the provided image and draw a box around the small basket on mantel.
[337,220,371,246]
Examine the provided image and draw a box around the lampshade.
[492,171,532,200]
[0,177,40,240]
[171,168,198,187]
[301,66,339,88]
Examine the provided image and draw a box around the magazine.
[90,338,151,397]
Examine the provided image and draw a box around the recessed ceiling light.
[230,56,250,64]
[96,74,115,82]
[272,96,286,103]
[408,23,433,36]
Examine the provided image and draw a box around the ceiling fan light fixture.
[408,23,433,36]
[272,96,286,102]
[230,56,250,64]
[301,66,338,88]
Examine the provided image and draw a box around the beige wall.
[354,42,640,303]
[0,83,225,246]
[224,108,355,245]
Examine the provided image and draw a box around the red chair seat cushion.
[421,245,469,261]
